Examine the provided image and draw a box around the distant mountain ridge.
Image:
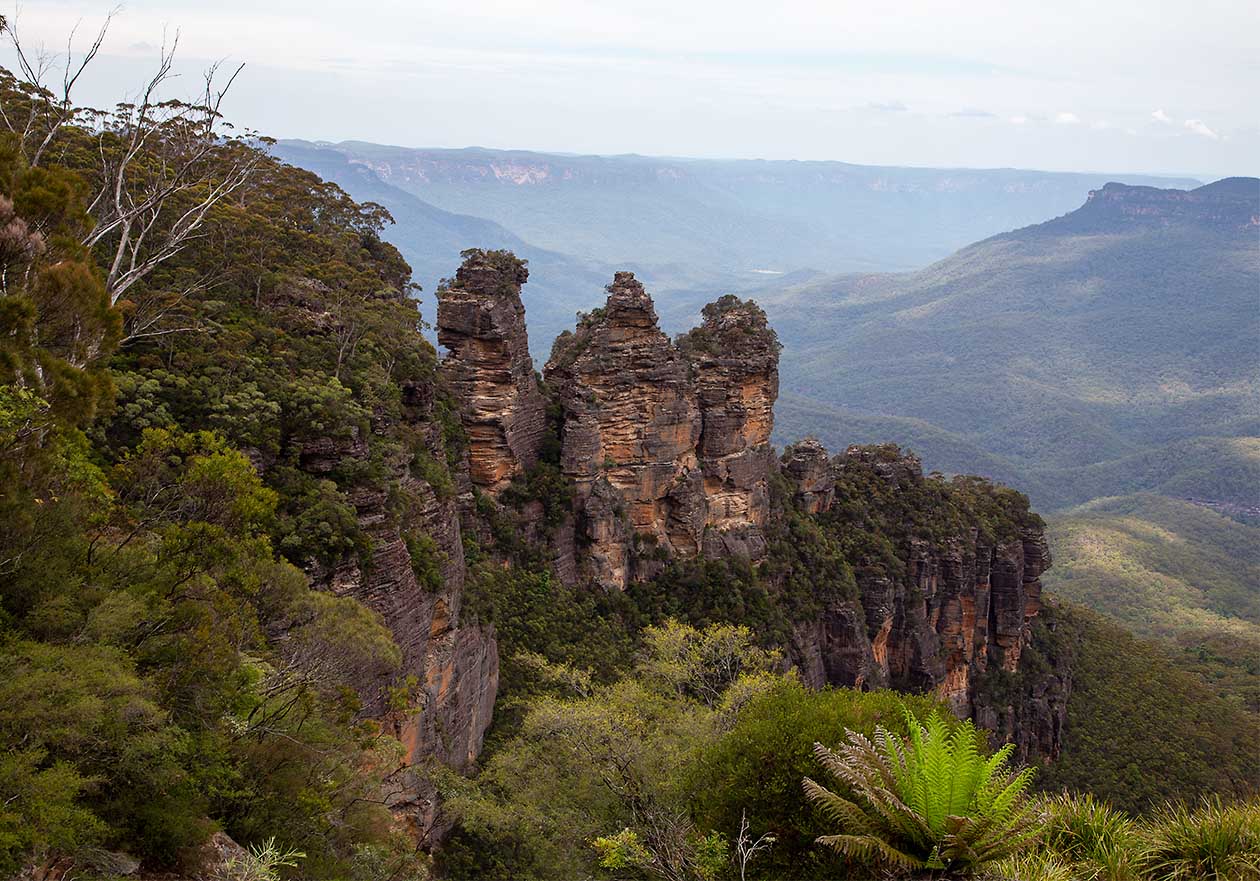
[1038,177,1259,234]
[294,141,1198,275]
[764,176,1260,512]
[275,139,1202,358]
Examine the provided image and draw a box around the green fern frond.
[801,777,876,836]
[816,834,926,869]
[804,707,1045,874]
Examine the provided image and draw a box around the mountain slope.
[1044,494,1260,709]
[765,178,1260,511]
[1034,603,1258,814]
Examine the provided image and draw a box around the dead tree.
[1,14,264,335]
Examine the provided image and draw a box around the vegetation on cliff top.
[0,39,444,876]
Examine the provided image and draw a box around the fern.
[801,709,1044,876]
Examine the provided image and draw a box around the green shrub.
[689,680,944,880]
[1039,792,1142,881]
[404,531,445,591]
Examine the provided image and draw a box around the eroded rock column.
[436,250,546,495]
[545,272,704,589]
[679,296,780,559]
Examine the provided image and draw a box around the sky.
[5,1,1258,179]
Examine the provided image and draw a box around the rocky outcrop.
[544,272,705,588]
[784,441,1063,760]
[538,276,782,589]
[780,437,834,514]
[436,250,546,494]
[679,296,780,559]
[410,251,1065,784]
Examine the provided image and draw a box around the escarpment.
[299,374,497,832]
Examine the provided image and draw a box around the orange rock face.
[545,273,704,588]
[784,442,1059,759]
[436,250,547,495]
[544,275,781,589]
[679,295,781,559]
[300,383,497,837]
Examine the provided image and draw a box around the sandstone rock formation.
[783,441,1062,760]
[678,295,780,559]
[299,379,497,833]
[436,250,546,494]
[780,437,834,514]
[1075,178,1260,232]
[410,252,1066,787]
[540,275,781,589]
[544,272,704,588]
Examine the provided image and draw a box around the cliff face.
[783,443,1064,761]
[436,250,546,495]
[540,274,780,589]
[679,296,781,560]
[780,437,834,515]
[302,377,497,830]
[544,272,705,589]
[430,252,1064,770]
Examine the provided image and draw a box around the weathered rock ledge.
[781,441,1063,761]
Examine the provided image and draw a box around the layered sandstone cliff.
[782,441,1063,760]
[678,295,781,560]
[541,274,780,589]
[1065,178,1260,233]
[244,270,502,838]
[436,250,546,495]
[293,400,491,841]
[300,379,498,831]
[544,272,704,588]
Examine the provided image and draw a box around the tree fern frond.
[801,777,877,836]
[816,834,926,869]
[804,707,1045,875]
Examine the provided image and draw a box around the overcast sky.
[6,1,1258,179]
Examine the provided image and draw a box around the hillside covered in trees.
[0,26,1256,881]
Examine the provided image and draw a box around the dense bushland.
[0,45,440,876]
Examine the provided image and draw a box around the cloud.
[1054,111,1081,125]
[1183,118,1219,139]
[1009,114,1028,125]
[865,101,908,112]
[1151,108,1172,124]
[950,107,996,117]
